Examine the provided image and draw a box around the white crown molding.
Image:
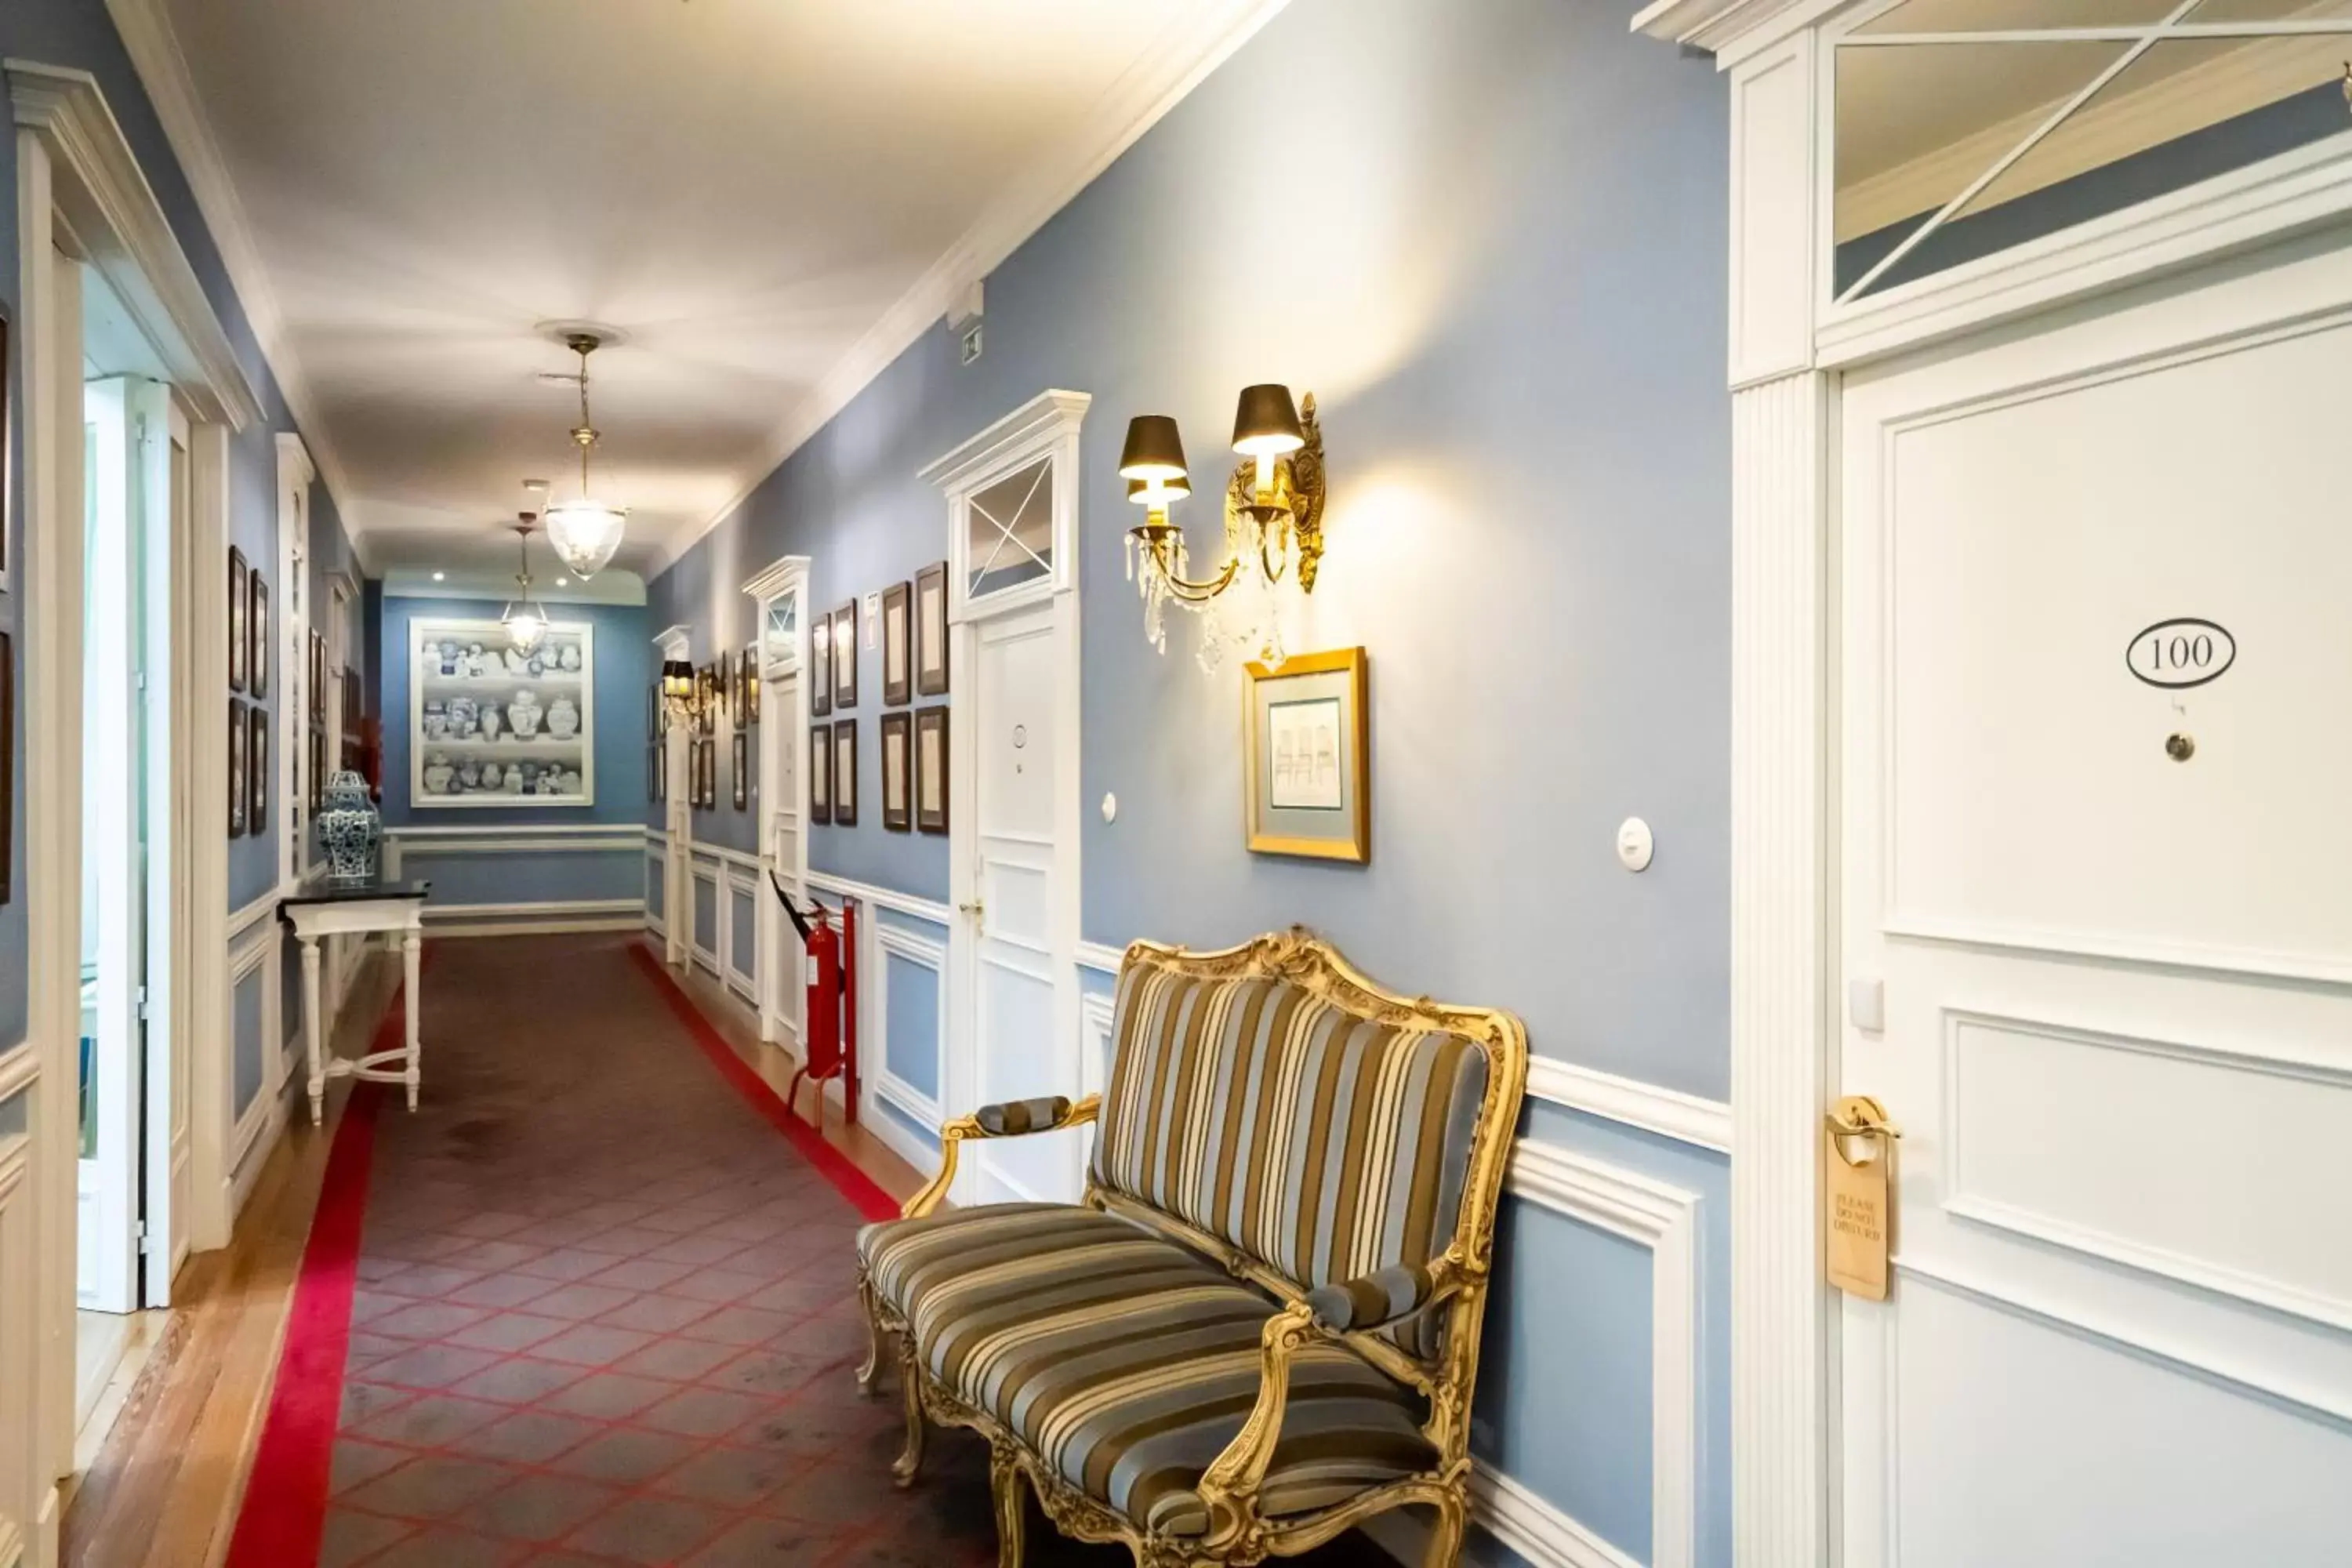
[647,1,1294,579]
[100,0,368,567]
[655,624,694,661]
[7,59,265,432]
[1632,0,1832,60]
[740,554,811,604]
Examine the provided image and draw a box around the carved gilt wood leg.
[1425,1493,1468,1568]
[891,1334,927,1486]
[989,1444,1028,1568]
[855,1275,884,1395]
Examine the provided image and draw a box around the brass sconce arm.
[1128,521,1243,603]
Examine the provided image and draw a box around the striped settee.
[854,930,1527,1568]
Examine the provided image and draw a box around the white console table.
[280,880,432,1127]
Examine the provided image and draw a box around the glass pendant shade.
[502,601,547,655]
[544,496,627,580]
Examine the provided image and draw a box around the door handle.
[958,900,984,920]
[1826,1094,1901,1147]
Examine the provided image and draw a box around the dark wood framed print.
[880,712,910,831]
[248,702,270,837]
[810,615,833,718]
[831,602,857,710]
[308,729,325,812]
[699,665,717,735]
[313,633,329,724]
[881,582,912,706]
[915,706,948,834]
[809,724,833,824]
[228,700,247,835]
[731,732,749,810]
[228,548,249,692]
[648,742,661,804]
[0,303,11,586]
[831,717,857,826]
[1243,645,1370,863]
[700,736,717,808]
[914,561,949,697]
[719,651,735,724]
[0,633,13,901]
[648,682,660,741]
[249,573,270,700]
[743,644,760,724]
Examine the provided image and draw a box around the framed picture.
[648,742,661,804]
[0,303,11,588]
[914,561,949,697]
[743,643,760,724]
[0,634,12,900]
[832,718,858,826]
[249,573,270,700]
[810,724,833,824]
[344,667,361,731]
[880,712,910,831]
[1243,647,1370,863]
[248,702,270,837]
[228,701,247,835]
[810,615,833,718]
[308,631,327,725]
[881,582,912,706]
[915,706,949,834]
[700,736,717,808]
[699,664,717,735]
[831,602,858,710]
[308,729,325,812]
[732,732,750,810]
[648,682,660,741]
[719,650,735,725]
[228,548,249,692]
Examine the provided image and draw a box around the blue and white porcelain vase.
[318,771,383,884]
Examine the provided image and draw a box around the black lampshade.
[661,659,695,700]
[1119,415,1189,483]
[1231,384,1304,458]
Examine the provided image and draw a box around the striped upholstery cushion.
[858,1204,1436,1536]
[1093,959,1490,1359]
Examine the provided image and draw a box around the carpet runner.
[223,934,1396,1566]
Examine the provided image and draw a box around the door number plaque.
[1826,1095,1901,1301]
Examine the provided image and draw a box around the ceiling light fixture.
[540,331,629,581]
[501,515,549,655]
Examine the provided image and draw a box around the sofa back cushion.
[1093,949,1490,1359]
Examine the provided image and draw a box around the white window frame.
[924,389,1090,623]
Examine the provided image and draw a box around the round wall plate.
[1616,816,1655,873]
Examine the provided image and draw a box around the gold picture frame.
[1243,646,1368,863]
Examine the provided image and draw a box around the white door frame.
[11,60,263,1561]
[654,626,695,969]
[1632,4,2352,1560]
[922,390,1088,1204]
[741,556,811,1048]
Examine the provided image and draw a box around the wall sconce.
[1120,385,1326,670]
[661,658,697,724]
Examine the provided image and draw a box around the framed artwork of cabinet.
[410,616,596,808]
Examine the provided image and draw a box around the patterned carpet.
[246,935,1396,1567]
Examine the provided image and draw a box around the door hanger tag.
[1825,1094,1900,1301]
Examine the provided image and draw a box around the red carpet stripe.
[221,1001,397,1568]
[627,942,900,1224]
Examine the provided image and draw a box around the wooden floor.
[60,935,924,1568]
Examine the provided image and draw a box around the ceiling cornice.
[1632,0,1835,59]
[103,0,371,571]
[644,0,1297,581]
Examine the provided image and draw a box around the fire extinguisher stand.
[771,873,858,1130]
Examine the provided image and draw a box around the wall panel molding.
[806,869,953,927]
[1526,1056,1733,1155]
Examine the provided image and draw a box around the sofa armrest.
[1303,1261,1452,1334]
[901,1094,1101,1220]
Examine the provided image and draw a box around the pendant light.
[501,517,549,655]
[542,331,629,581]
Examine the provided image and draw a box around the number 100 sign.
[2128,617,2235,691]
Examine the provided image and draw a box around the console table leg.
[403,931,423,1112]
[301,935,325,1127]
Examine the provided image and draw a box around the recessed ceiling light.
[557,575,569,586]
[432,571,445,582]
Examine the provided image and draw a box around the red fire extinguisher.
[774,874,857,1129]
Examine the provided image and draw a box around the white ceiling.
[138,0,1285,575]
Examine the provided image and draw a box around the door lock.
[958,900,985,920]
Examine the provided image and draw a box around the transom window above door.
[1833,1,2352,299]
[965,455,1055,600]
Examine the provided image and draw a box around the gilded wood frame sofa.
[854,929,1528,1567]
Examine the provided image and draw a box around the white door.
[953,600,1079,1205]
[763,670,804,1047]
[1835,235,2352,1566]
[143,390,191,1304]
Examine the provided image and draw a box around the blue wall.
[646,0,1732,1559]
[1,0,363,1048]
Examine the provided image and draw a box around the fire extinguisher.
[772,873,856,1128]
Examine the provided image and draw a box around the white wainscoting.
[724,864,760,1004]
[224,908,285,1221]
[644,844,667,938]
[865,922,948,1176]
[1366,1138,1702,1568]
[689,856,723,976]
[1072,942,1733,1155]
[385,824,651,937]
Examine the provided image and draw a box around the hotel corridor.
[183,936,1392,1567]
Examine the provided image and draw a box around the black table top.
[280,879,434,913]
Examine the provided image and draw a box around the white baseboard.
[1360,1463,1644,1568]
[431,916,648,939]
